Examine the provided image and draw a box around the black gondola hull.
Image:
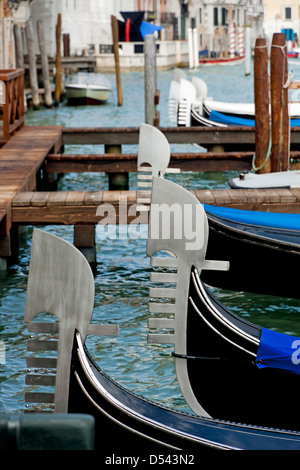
[185,267,300,430]
[202,213,300,298]
[68,333,300,451]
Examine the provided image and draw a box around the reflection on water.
[1,65,300,414]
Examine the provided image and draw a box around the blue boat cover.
[203,204,300,231]
[209,109,300,127]
[256,328,300,374]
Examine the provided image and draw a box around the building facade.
[263,0,300,46]
[2,0,300,70]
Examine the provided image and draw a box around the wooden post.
[105,144,129,190]
[55,13,63,104]
[25,20,40,109]
[144,34,157,126]
[13,24,24,69]
[37,20,52,108]
[111,15,123,107]
[74,225,96,265]
[254,37,271,173]
[63,33,70,57]
[270,33,289,172]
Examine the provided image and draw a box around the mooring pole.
[111,15,123,107]
[254,37,271,173]
[37,20,52,108]
[144,34,158,126]
[25,20,40,109]
[105,144,129,190]
[13,24,24,69]
[54,13,63,104]
[270,33,289,172]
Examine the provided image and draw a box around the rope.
[283,71,293,89]
[252,129,272,172]
[172,351,255,364]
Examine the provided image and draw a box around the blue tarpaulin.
[256,328,300,374]
[203,204,300,231]
[209,109,300,127]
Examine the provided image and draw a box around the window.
[199,7,202,24]
[222,8,226,25]
[214,7,218,26]
[285,7,292,19]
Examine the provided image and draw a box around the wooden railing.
[0,69,25,142]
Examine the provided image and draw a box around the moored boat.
[229,169,300,189]
[65,73,112,105]
[147,176,300,431]
[24,228,300,451]
[170,73,300,128]
[199,55,245,66]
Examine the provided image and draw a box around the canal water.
[1,62,300,415]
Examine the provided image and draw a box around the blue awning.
[256,328,300,375]
[140,21,162,39]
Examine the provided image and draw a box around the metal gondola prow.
[147,177,229,416]
[136,123,179,207]
[24,229,118,413]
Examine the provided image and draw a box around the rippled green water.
[1,63,300,415]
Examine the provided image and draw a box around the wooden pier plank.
[11,188,300,227]
[0,125,63,234]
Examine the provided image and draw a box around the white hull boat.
[65,73,112,105]
[229,170,300,189]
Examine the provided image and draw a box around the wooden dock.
[1,123,300,268]
[11,187,300,228]
[0,126,62,261]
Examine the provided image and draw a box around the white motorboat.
[229,170,300,189]
[65,73,112,105]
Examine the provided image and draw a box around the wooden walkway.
[0,126,63,251]
[0,123,300,264]
[11,187,300,227]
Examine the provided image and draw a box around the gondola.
[198,55,245,66]
[136,123,300,299]
[147,177,300,432]
[25,229,300,451]
[68,328,300,451]
[191,100,300,128]
[171,74,300,128]
[202,203,300,298]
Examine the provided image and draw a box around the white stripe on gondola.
[191,269,259,348]
[189,296,256,358]
[74,372,181,450]
[74,333,237,450]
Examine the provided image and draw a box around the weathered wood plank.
[66,191,86,206]
[47,191,68,206]
[11,188,300,227]
[31,191,50,206]
[0,125,63,234]
[12,191,34,206]
[84,191,103,205]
